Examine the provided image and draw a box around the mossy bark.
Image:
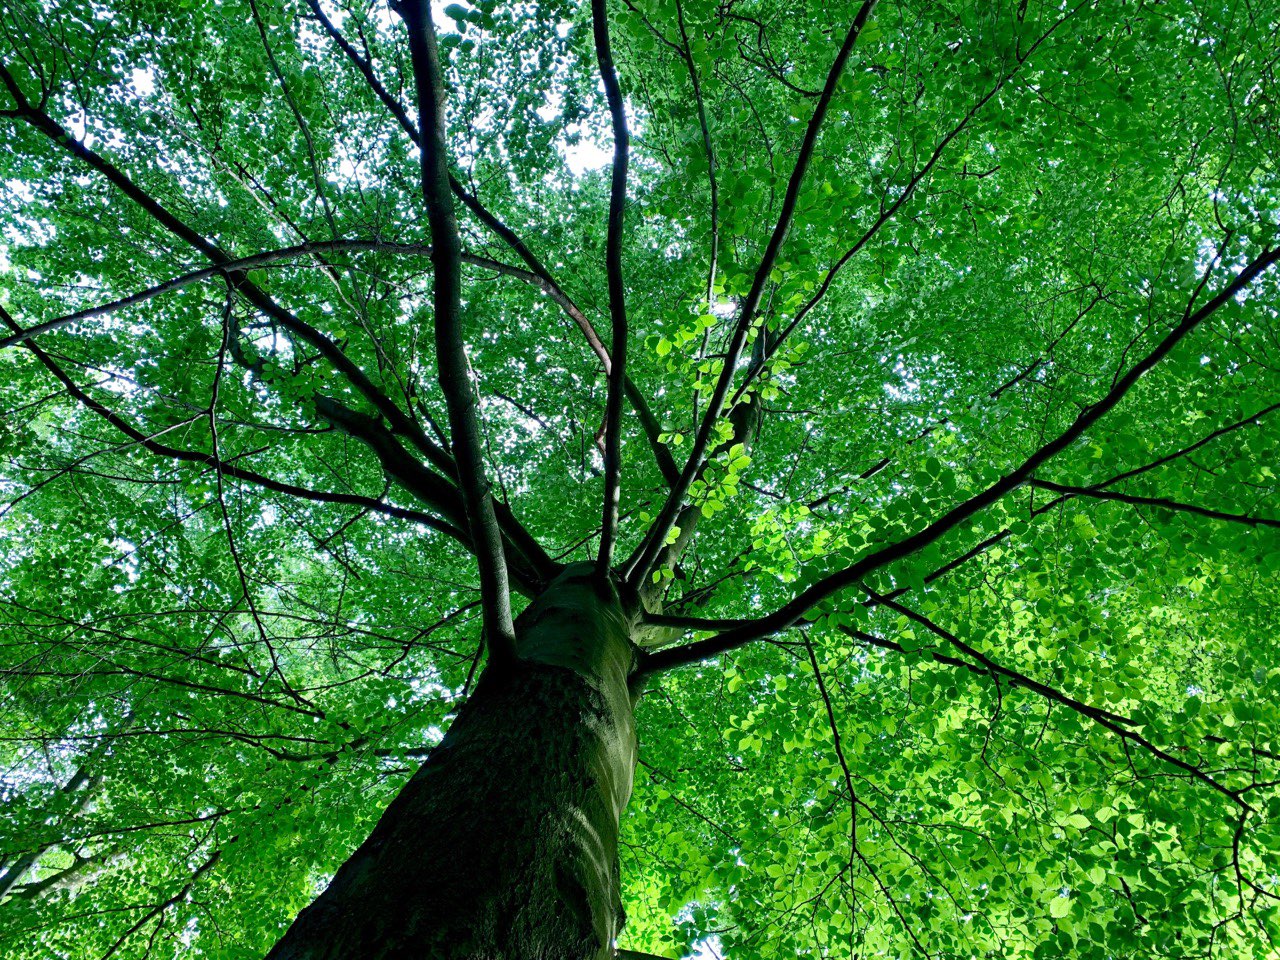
[266,565,641,960]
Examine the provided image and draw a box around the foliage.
[1,0,1279,956]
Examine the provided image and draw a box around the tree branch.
[592,0,631,574]
[624,0,881,586]
[638,243,1279,675]
[0,304,470,548]
[316,394,551,592]
[1,64,556,590]
[1028,478,1280,528]
[674,0,719,306]
[396,0,517,660]
[0,239,584,352]
[732,3,1088,399]
[865,589,1250,811]
[0,62,452,476]
[303,0,679,486]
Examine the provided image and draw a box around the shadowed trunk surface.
[266,565,640,960]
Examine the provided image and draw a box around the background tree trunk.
[266,565,641,960]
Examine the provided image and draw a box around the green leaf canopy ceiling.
[1,0,1279,956]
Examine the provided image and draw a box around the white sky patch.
[129,67,156,97]
[104,537,142,584]
[562,137,613,175]
[710,297,737,318]
[534,85,615,175]
[66,110,92,148]
[336,155,360,181]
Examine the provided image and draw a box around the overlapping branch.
[304,0,679,486]
[862,588,1251,810]
[0,240,587,352]
[0,62,558,591]
[624,0,881,586]
[0,304,482,558]
[639,243,1279,674]
[1028,478,1280,528]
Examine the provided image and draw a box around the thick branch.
[397,0,517,660]
[592,0,631,573]
[303,1,678,485]
[317,395,551,593]
[625,0,880,585]
[640,396,761,605]
[0,62,453,477]
[0,305,468,546]
[0,761,101,900]
[639,244,1279,674]
[1,64,555,588]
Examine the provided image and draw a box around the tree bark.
[266,564,641,960]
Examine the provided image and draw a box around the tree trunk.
[266,564,641,960]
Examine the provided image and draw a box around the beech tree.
[2,0,1279,955]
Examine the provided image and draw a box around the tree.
[0,0,1278,954]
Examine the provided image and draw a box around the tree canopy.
[1,0,1279,956]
